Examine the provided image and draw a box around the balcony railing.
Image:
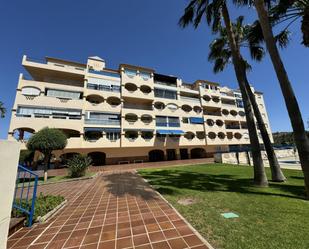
[123,104,153,111]
[154,81,177,88]
[88,69,120,78]
[84,119,120,125]
[203,112,222,116]
[226,125,241,129]
[87,83,120,93]
[156,122,180,127]
[180,96,200,103]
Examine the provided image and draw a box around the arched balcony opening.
[13,128,35,141]
[141,115,153,124]
[184,132,195,140]
[234,132,242,139]
[216,120,224,127]
[140,85,152,94]
[88,151,106,166]
[218,132,226,139]
[193,106,202,114]
[141,131,153,140]
[125,83,138,92]
[208,132,216,139]
[206,119,215,126]
[239,111,246,117]
[166,103,178,112]
[59,129,80,138]
[107,97,121,107]
[230,110,238,116]
[125,130,138,141]
[196,131,206,140]
[125,113,138,124]
[212,96,220,103]
[222,109,229,116]
[154,102,165,110]
[84,128,103,142]
[86,94,104,105]
[21,86,41,97]
[203,95,211,102]
[181,104,192,113]
[148,150,165,162]
[191,148,206,159]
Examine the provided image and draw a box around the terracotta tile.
[98,240,115,249]
[132,225,146,235]
[117,228,131,238]
[152,241,171,249]
[133,234,150,246]
[101,231,116,241]
[116,237,133,249]
[28,243,48,249]
[183,235,204,247]
[167,238,187,249]
[163,229,179,239]
[148,231,165,242]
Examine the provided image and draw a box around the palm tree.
[236,0,309,197]
[270,0,309,47]
[180,0,268,186]
[0,101,6,118]
[208,16,286,181]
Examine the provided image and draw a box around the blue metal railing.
[12,165,38,227]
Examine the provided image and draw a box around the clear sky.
[0,0,308,139]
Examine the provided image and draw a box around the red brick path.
[8,170,212,249]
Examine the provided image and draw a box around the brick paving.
[8,170,212,249]
[34,158,214,178]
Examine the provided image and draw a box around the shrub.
[67,154,92,178]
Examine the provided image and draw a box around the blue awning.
[190,117,204,124]
[156,129,184,135]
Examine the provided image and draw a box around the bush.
[67,154,92,178]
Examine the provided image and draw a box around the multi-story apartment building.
[8,55,273,166]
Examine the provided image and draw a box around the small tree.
[67,154,92,178]
[27,128,67,181]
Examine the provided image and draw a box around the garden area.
[139,164,309,249]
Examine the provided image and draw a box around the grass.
[139,164,309,249]
[13,193,65,224]
[17,171,96,187]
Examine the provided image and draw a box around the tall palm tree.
[208,16,286,181]
[0,101,6,118]
[270,0,309,47]
[180,0,268,186]
[235,0,309,197]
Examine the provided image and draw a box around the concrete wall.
[0,140,20,249]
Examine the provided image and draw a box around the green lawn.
[139,164,309,249]
[17,171,96,187]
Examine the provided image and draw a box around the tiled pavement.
[8,170,212,249]
[33,158,214,178]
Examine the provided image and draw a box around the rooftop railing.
[88,69,120,78]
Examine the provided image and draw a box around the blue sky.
[0,0,308,139]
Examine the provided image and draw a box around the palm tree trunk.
[221,3,268,187]
[243,75,286,182]
[301,7,309,47]
[255,0,309,197]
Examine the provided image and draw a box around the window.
[182,117,189,124]
[236,99,244,108]
[156,116,180,127]
[87,83,120,92]
[86,112,120,125]
[154,88,177,100]
[106,132,120,141]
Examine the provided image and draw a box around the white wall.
[0,140,20,249]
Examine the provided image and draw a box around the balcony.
[88,69,120,78]
[180,96,200,103]
[156,122,180,128]
[87,83,120,93]
[84,119,120,126]
[123,103,153,111]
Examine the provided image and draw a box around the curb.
[136,170,215,249]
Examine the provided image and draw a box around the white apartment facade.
[8,55,273,166]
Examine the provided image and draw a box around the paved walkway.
[8,170,212,249]
[33,158,214,178]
